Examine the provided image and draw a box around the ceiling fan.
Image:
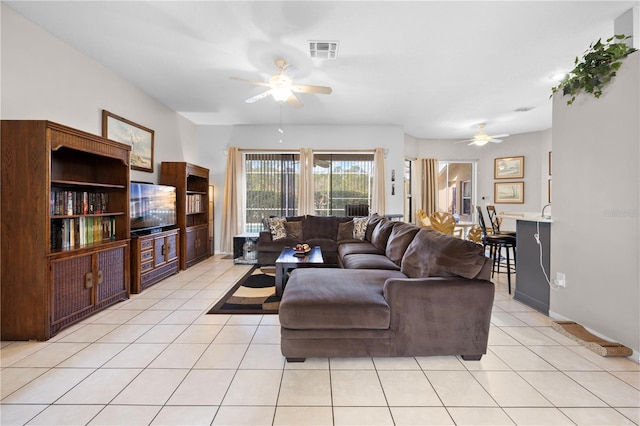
[231,59,332,108]
[457,123,509,146]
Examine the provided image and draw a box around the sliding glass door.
[437,161,476,222]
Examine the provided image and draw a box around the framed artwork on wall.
[102,110,155,172]
[548,179,552,203]
[494,156,524,179]
[494,182,524,204]
[548,151,552,175]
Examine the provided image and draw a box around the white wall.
[551,53,640,359]
[1,4,197,183]
[197,124,405,253]
[411,129,552,231]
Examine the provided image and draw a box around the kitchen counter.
[500,214,551,314]
[499,212,552,223]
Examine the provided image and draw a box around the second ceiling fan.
[457,123,509,146]
[231,59,332,108]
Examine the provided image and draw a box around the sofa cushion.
[284,221,303,240]
[280,268,406,330]
[268,217,287,240]
[338,241,383,258]
[337,221,354,241]
[385,222,420,266]
[365,213,384,241]
[352,216,369,240]
[371,219,396,251]
[303,215,341,240]
[341,253,401,271]
[401,228,490,279]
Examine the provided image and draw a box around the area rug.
[207,266,279,314]
[552,321,632,357]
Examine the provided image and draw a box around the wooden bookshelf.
[160,162,210,269]
[1,120,131,340]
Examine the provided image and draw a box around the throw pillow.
[268,217,287,241]
[284,220,303,241]
[337,221,355,241]
[352,216,369,240]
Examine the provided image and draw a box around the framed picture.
[102,110,154,172]
[494,156,524,179]
[548,151,552,176]
[548,179,552,203]
[494,182,524,204]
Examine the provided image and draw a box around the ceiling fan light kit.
[232,59,332,108]
[457,123,510,146]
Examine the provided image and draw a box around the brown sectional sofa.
[276,213,495,362]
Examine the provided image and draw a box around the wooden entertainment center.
[160,162,210,269]
[130,228,180,293]
[1,120,131,340]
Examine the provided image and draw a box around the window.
[243,152,375,231]
[313,153,374,216]
[244,153,299,232]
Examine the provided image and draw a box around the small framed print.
[494,182,524,204]
[548,151,552,176]
[494,156,524,179]
[102,110,154,172]
[548,179,552,203]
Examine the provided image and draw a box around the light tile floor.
[1,255,639,425]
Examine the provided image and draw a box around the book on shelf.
[50,190,109,216]
[50,216,116,250]
[186,193,203,214]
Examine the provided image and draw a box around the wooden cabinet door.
[195,226,209,260]
[50,254,93,326]
[166,232,179,262]
[154,235,168,268]
[185,228,198,266]
[96,245,128,305]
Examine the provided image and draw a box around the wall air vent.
[309,41,339,59]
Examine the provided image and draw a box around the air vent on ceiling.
[309,41,339,59]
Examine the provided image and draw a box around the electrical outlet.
[556,272,566,288]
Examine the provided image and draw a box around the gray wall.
[551,52,640,360]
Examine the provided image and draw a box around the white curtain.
[371,147,386,215]
[298,148,315,215]
[220,147,243,253]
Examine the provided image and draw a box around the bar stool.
[477,206,516,294]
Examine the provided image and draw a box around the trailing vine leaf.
[551,34,637,105]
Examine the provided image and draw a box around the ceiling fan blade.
[287,93,303,108]
[489,133,509,139]
[291,84,332,95]
[245,89,273,103]
[455,139,473,144]
[230,76,270,87]
[489,138,503,143]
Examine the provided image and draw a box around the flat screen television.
[130,182,177,232]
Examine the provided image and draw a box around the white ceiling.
[5,1,637,139]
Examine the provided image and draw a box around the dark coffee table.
[275,246,324,296]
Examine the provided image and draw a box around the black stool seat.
[477,206,517,294]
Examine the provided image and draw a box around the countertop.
[498,212,553,223]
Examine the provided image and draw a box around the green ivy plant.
[551,34,637,105]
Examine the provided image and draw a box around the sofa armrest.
[257,230,272,243]
[383,277,494,357]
